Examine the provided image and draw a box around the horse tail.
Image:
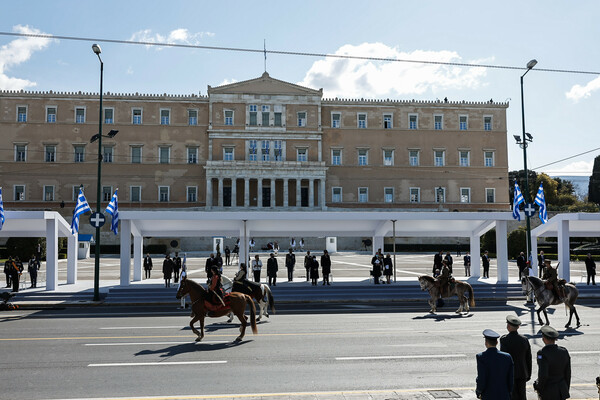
[247,294,258,335]
[467,283,475,307]
[266,285,275,314]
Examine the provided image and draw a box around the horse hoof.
[234,337,242,342]
[195,337,203,342]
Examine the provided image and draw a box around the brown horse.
[175,278,257,342]
[418,275,475,314]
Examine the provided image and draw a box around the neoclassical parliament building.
[0,72,510,217]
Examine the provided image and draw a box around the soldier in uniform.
[516,252,527,279]
[534,325,571,400]
[542,259,565,301]
[172,252,182,283]
[143,253,153,279]
[500,315,531,400]
[437,260,453,297]
[475,329,514,400]
[27,254,40,288]
[285,248,296,282]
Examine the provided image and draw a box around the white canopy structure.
[118,211,518,286]
[0,211,78,290]
[532,213,600,281]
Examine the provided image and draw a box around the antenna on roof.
[264,39,267,73]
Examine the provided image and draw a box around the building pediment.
[208,72,322,97]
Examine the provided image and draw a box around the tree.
[507,227,527,259]
[589,155,600,204]
[509,169,538,204]
[536,173,559,205]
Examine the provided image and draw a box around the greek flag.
[105,189,119,235]
[71,188,91,234]
[0,187,5,231]
[512,182,525,221]
[534,183,548,224]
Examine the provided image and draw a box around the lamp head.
[526,59,538,69]
[525,132,533,141]
[92,44,102,55]
[513,135,522,143]
[90,133,100,143]
[107,129,119,138]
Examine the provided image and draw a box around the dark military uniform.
[500,316,531,400]
[534,326,571,400]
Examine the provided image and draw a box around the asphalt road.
[1,302,599,399]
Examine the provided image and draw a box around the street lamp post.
[92,43,103,302]
[519,59,537,265]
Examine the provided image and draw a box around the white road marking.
[88,360,227,367]
[100,326,184,330]
[570,350,600,354]
[84,341,228,346]
[336,354,466,360]
[389,343,448,348]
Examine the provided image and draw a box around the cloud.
[217,78,238,86]
[0,25,54,90]
[129,28,215,49]
[297,42,489,98]
[126,66,134,75]
[565,76,600,102]
[541,160,594,177]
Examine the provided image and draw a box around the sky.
[1,0,599,178]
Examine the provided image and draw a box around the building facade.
[0,72,510,217]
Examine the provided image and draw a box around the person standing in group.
[162,254,173,288]
[475,329,514,400]
[372,258,382,284]
[585,253,596,285]
[482,250,490,278]
[444,251,454,274]
[534,326,571,400]
[500,315,532,400]
[310,255,319,286]
[27,254,40,288]
[273,241,279,256]
[224,246,231,266]
[215,252,223,273]
[463,251,471,277]
[383,253,393,284]
[285,248,296,281]
[516,251,527,279]
[304,250,312,281]
[252,254,262,283]
[433,250,444,275]
[538,250,546,278]
[10,257,22,292]
[172,252,182,283]
[143,253,153,279]
[321,250,331,285]
[266,253,278,286]
[4,257,13,288]
[205,253,216,280]
[178,263,188,309]
[36,242,42,261]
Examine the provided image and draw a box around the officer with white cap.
[534,326,571,400]
[476,329,514,399]
[500,315,531,400]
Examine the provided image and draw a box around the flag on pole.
[512,182,525,221]
[0,187,5,231]
[534,183,548,224]
[71,188,91,234]
[105,189,119,235]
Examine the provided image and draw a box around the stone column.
[67,233,78,284]
[309,179,315,208]
[45,219,58,290]
[283,179,289,207]
[205,178,212,209]
[217,178,224,208]
[244,178,250,207]
[320,179,327,210]
[271,178,276,207]
[133,234,143,282]
[120,219,132,287]
[470,235,481,278]
[231,178,237,207]
[495,220,508,282]
[296,179,302,207]
[558,219,570,281]
[257,178,263,208]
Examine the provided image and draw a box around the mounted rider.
[437,259,455,297]
[208,265,225,307]
[232,262,261,296]
[542,259,566,301]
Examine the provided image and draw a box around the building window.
[409,114,418,130]
[383,149,394,166]
[248,140,258,161]
[130,186,141,202]
[262,105,270,126]
[17,106,27,122]
[102,186,112,202]
[460,188,471,203]
[188,109,198,126]
[383,114,393,129]
[358,149,368,166]
[44,185,54,201]
[459,115,468,130]
[46,107,57,123]
[273,141,283,161]
[72,186,80,201]
[187,147,198,164]
[14,185,25,201]
[160,109,170,125]
[434,150,445,167]
[224,147,234,161]
[261,140,270,161]
[410,187,420,203]
[434,114,443,130]
[75,107,85,123]
[459,150,470,167]
[358,187,368,203]
[224,110,233,126]
[409,150,420,166]
[332,112,341,128]
[249,105,258,126]
[104,108,114,124]
[484,116,492,131]
[484,151,495,167]
[297,112,306,127]
[274,111,282,127]
[131,146,142,163]
[15,145,27,162]
[435,187,446,203]
[187,186,197,202]
[159,186,170,202]
[159,146,170,164]
[384,187,394,203]
[332,187,342,203]
[297,148,307,162]
[358,113,367,129]
[103,146,113,163]
[486,188,495,203]
[132,108,142,125]
[331,149,342,166]
[74,145,85,163]
[45,145,56,162]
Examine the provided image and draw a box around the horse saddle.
[232,280,260,296]
[203,294,231,312]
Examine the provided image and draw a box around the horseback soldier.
[437,260,454,298]
[542,259,566,301]
[208,265,225,307]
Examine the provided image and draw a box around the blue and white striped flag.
[71,188,91,234]
[512,182,525,221]
[0,187,5,231]
[105,189,119,235]
[534,183,548,224]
